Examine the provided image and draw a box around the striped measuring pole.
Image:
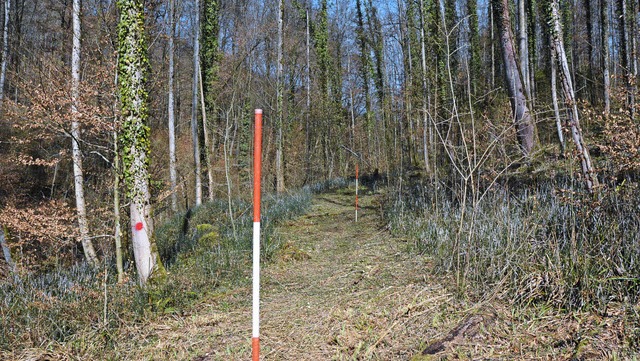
[252,109,263,361]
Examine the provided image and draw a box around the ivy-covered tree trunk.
[71,0,99,268]
[117,0,165,285]
[201,0,219,201]
[355,0,372,157]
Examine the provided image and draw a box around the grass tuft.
[386,179,640,312]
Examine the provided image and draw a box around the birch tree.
[549,0,598,192]
[71,0,99,267]
[117,0,166,284]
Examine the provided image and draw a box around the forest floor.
[118,188,627,360]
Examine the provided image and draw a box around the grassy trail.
[134,189,461,360]
[133,189,619,360]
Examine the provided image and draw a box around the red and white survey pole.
[252,109,263,361]
[355,164,359,222]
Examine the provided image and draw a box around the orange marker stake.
[252,109,263,361]
[355,164,359,222]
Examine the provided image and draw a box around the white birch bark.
[71,0,98,267]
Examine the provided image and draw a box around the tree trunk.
[1,226,16,276]
[199,67,214,201]
[526,0,536,100]
[549,0,598,192]
[71,0,98,268]
[617,0,633,116]
[168,0,178,212]
[550,42,565,152]
[117,0,166,284]
[113,56,123,283]
[492,0,536,156]
[584,0,595,102]
[191,0,202,206]
[629,0,637,119]
[275,0,285,194]
[113,126,124,283]
[602,0,610,116]
[490,2,495,89]
[355,0,372,157]
[0,0,9,105]
[419,0,430,173]
[201,0,219,201]
[467,0,480,96]
[518,0,531,98]
[305,9,311,182]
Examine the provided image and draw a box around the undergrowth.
[386,176,640,343]
[0,179,341,354]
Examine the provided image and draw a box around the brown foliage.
[594,107,640,174]
[0,200,78,269]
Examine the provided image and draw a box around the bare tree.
[71,0,99,267]
[549,0,598,192]
[191,0,203,206]
[275,0,285,193]
[168,0,178,212]
[419,0,430,173]
[602,0,610,116]
[492,0,536,155]
[0,0,9,105]
[518,0,531,98]
[550,41,565,152]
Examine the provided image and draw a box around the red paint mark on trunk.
[135,222,144,231]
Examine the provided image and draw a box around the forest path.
[138,189,469,360]
[134,189,611,360]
